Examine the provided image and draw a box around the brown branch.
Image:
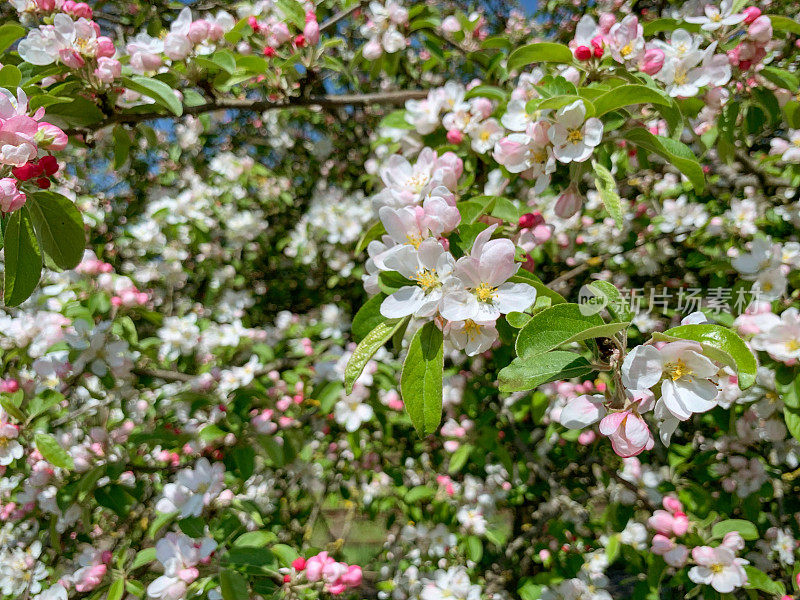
[65,89,428,135]
[320,1,365,33]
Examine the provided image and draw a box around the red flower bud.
[39,155,59,176]
[574,45,592,61]
[12,163,36,181]
[294,34,306,47]
[263,46,276,57]
[36,177,51,189]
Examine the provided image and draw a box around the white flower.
[685,1,745,31]
[334,390,374,432]
[456,506,487,535]
[688,545,748,593]
[440,225,536,322]
[751,308,800,362]
[547,100,603,163]
[466,118,503,154]
[156,458,226,518]
[445,319,498,356]
[147,533,217,600]
[622,341,720,420]
[0,422,23,466]
[380,239,457,319]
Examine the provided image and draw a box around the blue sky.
[521,0,537,14]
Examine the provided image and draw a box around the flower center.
[413,269,439,292]
[786,339,800,352]
[710,563,724,574]
[533,150,547,163]
[406,173,429,193]
[665,358,693,381]
[475,282,497,303]
[462,319,482,339]
[710,12,722,22]
[480,129,491,141]
[405,233,423,248]
[673,67,688,85]
[566,128,583,143]
[620,42,633,57]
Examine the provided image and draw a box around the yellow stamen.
[665,358,693,381]
[567,129,583,143]
[413,269,439,292]
[475,282,497,303]
[462,319,482,340]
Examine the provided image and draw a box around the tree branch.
[65,89,428,135]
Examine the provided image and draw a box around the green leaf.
[592,160,624,227]
[28,191,85,270]
[506,312,531,329]
[220,569,250,600]
[270,544,298,567]
[0,23,25,53]
[458,195,498,224]
[112,126,131,169]
[0,392,25,423]
[467,536,483,562]
[351,293,387,343]
[45,96,105,127]
[464,85,507,103]
[121,76,183,116]
[35,433,74,470]
[784,406,800,444]
[275,0,306,29]
[508,270,566,305]
[448,443,473,474]
[592,84,673,117]
[767,14,800,35]
[580,281,633,322]
[405,485,436,503]
[4,207,42,306]
[355,220,386,255]
[378,110,413,130]
[507,43,573,72]
[107,579,125,600]
[642,18,701,36]
[345,317,409,394]
[0,65,22,89]
[711,519,758,541]
[95,485,135,517]
[378,270,414,295]
[516,303,627,357]
[622,128,704,193]
[131,547,157,570]
[233,531,277,547]
[759,66,800,91]
[212,50,236,74]
[655,324,757,389]
[744,566,786,596]
[401,322,444,435]
[498,351,594,392]
[536,95,594,116]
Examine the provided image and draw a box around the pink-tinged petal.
[621,344,663,390]
[691,545,716,567]
[599,411,627,436]
[559,394,606,429]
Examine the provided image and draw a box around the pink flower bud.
[96,36,116,58]
[639,48,664,75]
[446,128,463,144]
[742,6,761,24]
[59,49,85,69]
[0,178,26,213]
[207,21,224,41]
[599,13,616,33]
[662,496,683,513]
[554,184,582,218]
[188,20,210,44]
[35,0,55,11]
[748,16,772,45]
[37,122,68,151]
[303,18,320,45]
